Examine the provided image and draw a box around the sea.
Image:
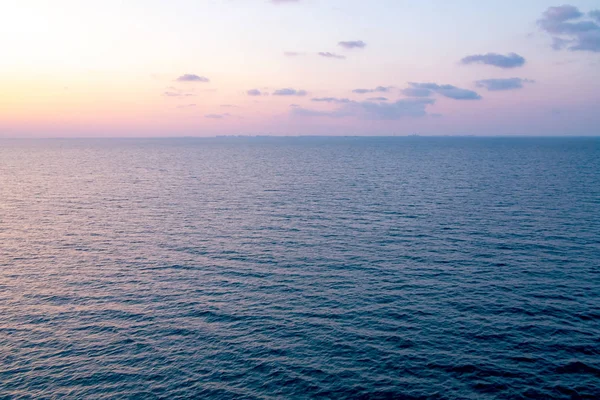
[1,137,599,399]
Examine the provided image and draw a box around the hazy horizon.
[2,134,600,139]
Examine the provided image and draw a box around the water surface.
[1,137,599,399]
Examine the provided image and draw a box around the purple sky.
[1,0,599,136]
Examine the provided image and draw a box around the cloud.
[550,108,562,116]
[272,88,307,96]
[177,104,196,109]
[291,108,336,117]
[317,52,346,59]
[247,89,265,96]
[291,98,435,120]
[541,5,583,24]
[352,86,393,94]
[205,113,231,119]
[551,36,572,50]
[220,104,239,108]
[284,51,303,57]
[311,97,351,103]
[475,78,534,91]
[338,40,366,49]
[163,91,194,97]
[162,87,195,97]
[401,87,433,97]
[367,97,388,101]
[408,83,482,100]
[460,53,526,68]
[571,31,600,51]
[176,74,210,82]
[538,5,600,52]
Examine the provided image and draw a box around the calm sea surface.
[1,137,599,399]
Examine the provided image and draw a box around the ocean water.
[1,137,599,399]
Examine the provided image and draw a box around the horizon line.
[0,135,599,140]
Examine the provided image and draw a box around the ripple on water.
[1,137,599,399]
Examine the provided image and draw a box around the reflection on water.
[1,137,599,399]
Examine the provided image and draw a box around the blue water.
[1,137,599,399]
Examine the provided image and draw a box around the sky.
[1,0,599,137]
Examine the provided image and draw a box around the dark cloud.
[312,97,351,103]
[538,5,600,52]
[338,40,366,49]
[247,89,264,96]
[475,78,534,91]
[408,83,482,100]
[176,74,210,82]
[401,87,433,97]
[291,98,435,120]
[205,113,231,119]
[367,97,388,101]
[352,86,393,94]
[460,53,526,68]
[317,52,346,59]
[272,88,307,96]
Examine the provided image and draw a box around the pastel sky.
[1,0,599,137]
